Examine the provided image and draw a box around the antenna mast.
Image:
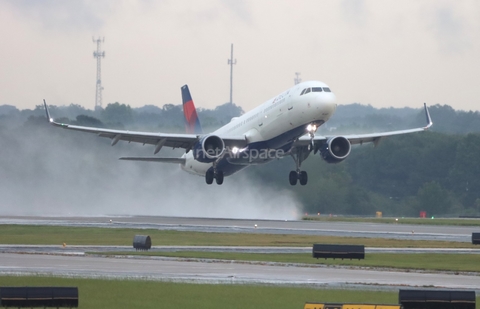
[294,72,302,85]
[93,37,105,110]
[227,43,236,104]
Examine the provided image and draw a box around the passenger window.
[305,88,311,94]
[323,87,331,92]
[312,87,323,92]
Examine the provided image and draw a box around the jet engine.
[319,136,351,163]
[193,135,225,163]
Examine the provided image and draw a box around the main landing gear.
[205,169,224,185]
[289,170,308,186]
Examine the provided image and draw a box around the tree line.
[0,101,244,132]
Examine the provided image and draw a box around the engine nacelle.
[319,136,351,163]
[193,135,225,163]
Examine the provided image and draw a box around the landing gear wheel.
[205,170,214,185]
[299,171,308,185]
[290,146,312,186]
[289,171,298,186]
[215,171,224,185]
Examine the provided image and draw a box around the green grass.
[0,275,401,309]
[94,251,480,272]
[302,216,480,226]
[0,225,476,248]
[2,275,479,309]
[1,223,479,308]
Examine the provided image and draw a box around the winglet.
[181,85,203,134]
[43,100,67,128]
[43,99,53,122]
[423,103,433,129]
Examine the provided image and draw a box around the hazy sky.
[1,0,479,112]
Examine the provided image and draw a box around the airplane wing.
[43,100,247,153]
[295,103,433,147]
[119,157,186,164]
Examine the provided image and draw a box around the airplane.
[43,80,432,185]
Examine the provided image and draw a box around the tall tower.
[294,72,302,85]
[227,44,236,104]
[93,37,105,110]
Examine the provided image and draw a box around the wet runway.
[1,245,479,255]
[0,215,476,242]
[1,215,479,291]
[0,253,479,291]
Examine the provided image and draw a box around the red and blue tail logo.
[181,85,203,134]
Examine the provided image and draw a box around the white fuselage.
[181,81,337,177]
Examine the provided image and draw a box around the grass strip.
[2,275,479,308]
[94,252,480,273]
[0,275,401,309]
[0,225,475,248]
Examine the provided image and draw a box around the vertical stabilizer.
[181,85,203,134]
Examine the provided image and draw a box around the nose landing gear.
[288,123,318,185]
[289,145,311,186]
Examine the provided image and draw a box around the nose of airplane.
[312,91,336,119]
[324,92,337,113]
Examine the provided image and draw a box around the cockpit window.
[301,87,331,95]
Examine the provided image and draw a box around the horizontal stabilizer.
[119,157,186,164]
